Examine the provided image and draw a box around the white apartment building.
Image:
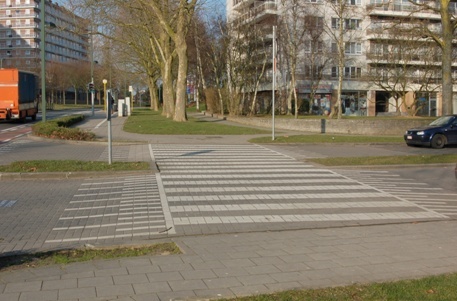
[227,0,457,116]
[0,0,88,71]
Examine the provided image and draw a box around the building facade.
[0,0,88,72]
[227,0,457,117]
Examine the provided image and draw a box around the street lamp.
[103,79,107,111]
[89,13,95,116]
[39,0,56,122]
[103,79,112,164]
[40,0,46,122]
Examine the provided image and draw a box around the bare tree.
[405,0,456,115]
[323,0,365,119]
[300,7,332,116]
[278,0,309,117]
[367,25,441,116]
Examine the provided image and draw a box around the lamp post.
[39,0,56,123]
[103,79,107,111]
[40,0,46,122]
[103,79,112,164]
[89,8,96,116]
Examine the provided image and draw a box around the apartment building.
[227,0,457,116]
[0,0,88,72]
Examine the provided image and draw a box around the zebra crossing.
[153,144,447,235]
[46,173,172,244]
[45,144,452,244]
[338,170,457,218]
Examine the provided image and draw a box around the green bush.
[32,115,95,141]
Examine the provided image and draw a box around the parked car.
[404,115,457,149]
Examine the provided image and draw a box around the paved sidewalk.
[1,111,457,300]
[1,220,457,301]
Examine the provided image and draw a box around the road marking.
[46,174,169,244]
[152,144,448,233]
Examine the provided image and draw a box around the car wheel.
[431,134,446,149]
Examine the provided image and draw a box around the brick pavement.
[1,110,457,300]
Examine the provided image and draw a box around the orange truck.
[0,68,39,121]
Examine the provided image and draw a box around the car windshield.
[429,116,453,126]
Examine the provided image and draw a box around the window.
[305,65,323,77]
[345,19,361,30]
[348,0,362,5]
[305,40,324,53]
[16,40,21,46]
[372,43,388,55]
[332,18,361,29]
[25,50,31,55]
[345,42,362,54]
[304,40,311,53]
[331,66,362,78]
[305,16,324,28]
[331,43,338,53]
[344,66,362,78]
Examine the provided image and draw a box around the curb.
[0,170,155,181]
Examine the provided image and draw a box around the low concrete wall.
[222,115,431,136]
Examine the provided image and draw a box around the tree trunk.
[173,35,188,122]
[162,59,174,118]
[440,0,454,115]
[147,76,159,111]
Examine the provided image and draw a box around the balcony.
[234,1,278,25]
[366,52,442,65]
[366,2,440,20]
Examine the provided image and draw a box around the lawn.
[123,109,269,135]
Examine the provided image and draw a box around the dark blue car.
[404,115,457,149]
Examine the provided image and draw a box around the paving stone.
[167,279,208,291]
[78,276,114,288]
[204,277,242,289]
[4,281,42,293]
[58,287,97,300]
[42,278,77,290]
[0,293,19,301]
[132,282,171,295]
[146,271,183,282]
[113,274,149,285]
[19,290,58,301]
[95,284,134,298]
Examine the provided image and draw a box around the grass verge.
[0,160,150,172]
[221,273,457,301]
[250,134,404,144]
[308,154,457,166]
[123,109,269,135]
[0,243,181,271]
